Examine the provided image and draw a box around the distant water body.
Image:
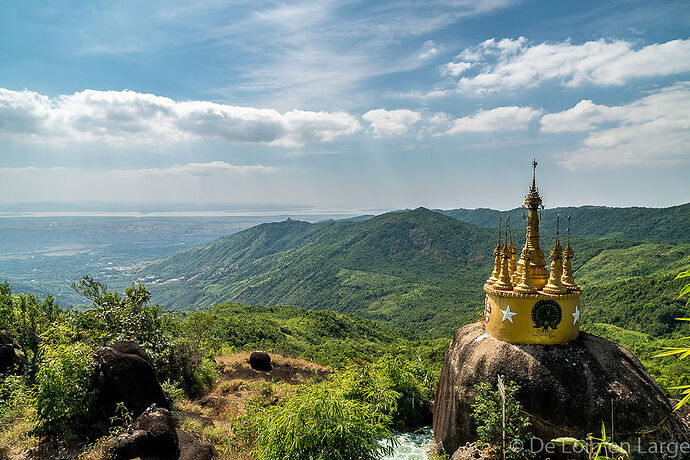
[0,208,385,219]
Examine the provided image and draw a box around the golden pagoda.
[483,160,581,345]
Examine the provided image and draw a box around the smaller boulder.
[451,443,491,460]
[177,429,215,460]
[249,351,272,371]
[107,405,178,460]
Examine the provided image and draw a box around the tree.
[71,276,165,353]
[0,282,60,380]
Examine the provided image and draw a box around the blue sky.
[0,0,689,211]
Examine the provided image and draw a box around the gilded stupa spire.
[514,159,548,290]
[513,252,538,294]
[507,216,516,280]
[494,233,514,291]
[561,215,580,291]
[544,214,567,294]
[487,216,502,285]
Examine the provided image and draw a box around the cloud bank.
[0,88,361,146]
[363,108,422,137]
[439,37,690,95]
[447,106,541,133]
[543,82,690,169]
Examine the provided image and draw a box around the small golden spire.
[494,234,514,291]
[544,214,567,294]
[514,252,538,294]
[487,216,502,285]
[561,215,580,291]
[507,216,516,280]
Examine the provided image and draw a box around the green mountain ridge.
[140,206,690,338]
[439,202,690,242]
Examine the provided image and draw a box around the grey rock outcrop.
[434,322,690,459]
[93,343,168,420]
[177,428,215,460]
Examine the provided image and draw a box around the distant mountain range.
[140,204,690,338]
[439,202,690,242]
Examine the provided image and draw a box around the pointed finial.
[556,213,560,239]
[507,216,513,246]
[567,215,571,244]
[532,158,538,188]
[498,215,502,243]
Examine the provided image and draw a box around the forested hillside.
[440,202,690,242]
[140,207,690,338]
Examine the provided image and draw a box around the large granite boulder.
[434,322,690,459]
[93,343,168,420]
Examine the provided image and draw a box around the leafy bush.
[342,355,435,429]
[158,338,219,398]
[472,381,531,460]
[233,355,435,459]
[33,342,96,434]
[0,283,61,380]
[249,383,396,460]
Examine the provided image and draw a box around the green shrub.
[160,381,184,407]
[234,355,436,459]
[341,355,435,429]
[159,338,219,398]
[33,342,96,434]
[472,381,531,460]
[250,383,396,460]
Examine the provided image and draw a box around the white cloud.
[437,37,690,95]
[419,40,439,59]
[0,88,361,146]
[362,109,422,137]
[447,106,541,133]
[543,82,690,169]
[442,62,473,77]
[138,161,276,176]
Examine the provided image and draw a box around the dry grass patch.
[169,352,331,459]
[0,405,39,459]
[215,352,329,385]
